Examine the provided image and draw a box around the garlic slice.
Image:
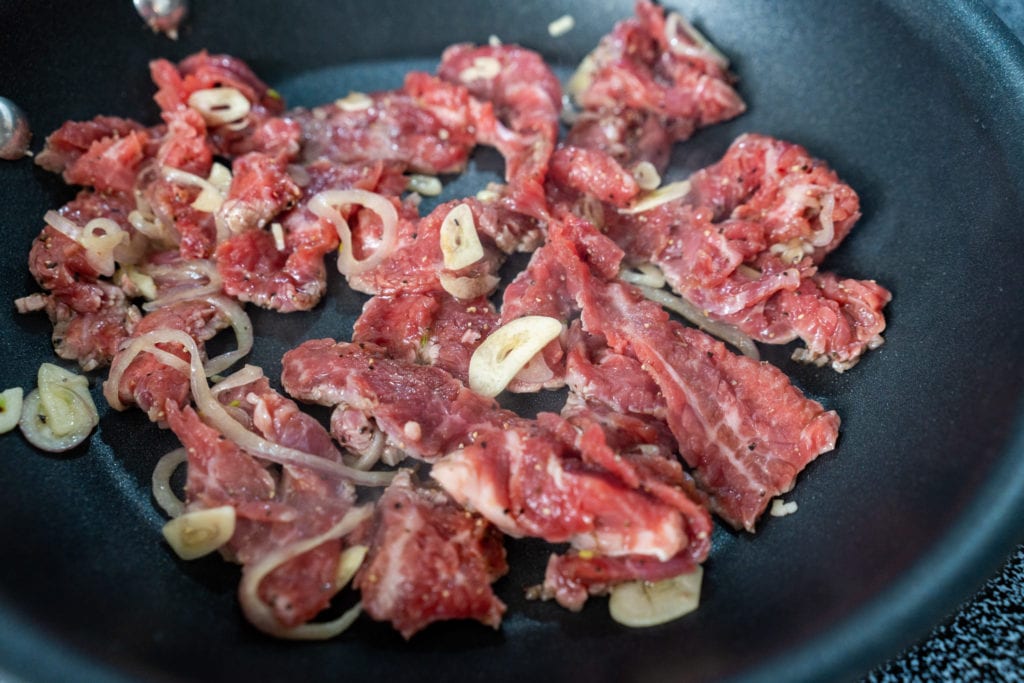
[407,174,443,197]
[632,162,662,192]
[162,505,237,560]
[0,388,23,434]
[37,363,97,438]
[468,316,563,397]
[459,56,502,82]
[608,566,703,628]
[335,544,369,587]
[620,180,693,215]
[187,87,251,126]
[440,203,485,271]
[19,388,95,452]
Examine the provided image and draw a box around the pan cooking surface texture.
[1,1,1023,682]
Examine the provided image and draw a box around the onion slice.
[104,329,393,487]
[19,387,96,452]
[238,505,372,639]
[152,447,188,518]
[308,189,399,277]
[468,316,563,397]
[638,286,760,360]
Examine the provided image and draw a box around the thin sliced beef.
[165,383,359,630]
[352,291,498,385]
[106,296,235,421]
[21,191,142,369]
[566,0,745,171]
[438,44,562,220]
[293,72,481,175]
[281,338,710,564]
[356,470,507,639]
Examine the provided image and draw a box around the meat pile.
[17,1,889,639]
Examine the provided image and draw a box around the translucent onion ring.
[152,447,188,518]
[237,505,372,639]
[308,189,399,277]
[105,328,394,487]
[637,285,760,360]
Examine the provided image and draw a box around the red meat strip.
[352,291,498,385]
[566,0,745,171]
[346,196,536,297]
[165,373,359,630]
[356,470,507,639]
[599,133,890,370]
[215,160,405,312]
[538,549,699,612]
[216,152,303,235]
[437,44,562,220]
[293,72,481,175]
[106,296,235,421]
[20,191,142,370]
[281,338,710,563]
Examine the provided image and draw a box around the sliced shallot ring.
[210,365,265,397]
[162,166,227,214]
[105,329,393,487]
[308,189,399,277]
[638,285,760,360]
[238,505,372,639]
[620,180,692,214]
[43,211,126,277]
[439,203,485,271]
[152,447,188,518]
[187,87,251,126]
[608,566,703,628]
[142,260,223,310]
[468,316,563,397]
[201,295,254,376]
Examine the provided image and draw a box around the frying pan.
[1,1,1023,681]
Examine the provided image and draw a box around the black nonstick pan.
[1,1,1023,681]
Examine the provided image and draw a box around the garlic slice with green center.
[608,566,703,628]
[162,505,237,560]
[468,316,563,397]
[440,203,485,271]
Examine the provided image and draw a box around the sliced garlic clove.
[19,388,94,452]
[631,161,662,192]
[620,180,693,214]
[608,566,703,628]
[36,364,98,439]
[407,174,443,197]
[440,203,485,271]
[335,544,369,588]
[468,316,563,398]
[187,87,251,126]
[0,388,24,434]
[162,505,237,560]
